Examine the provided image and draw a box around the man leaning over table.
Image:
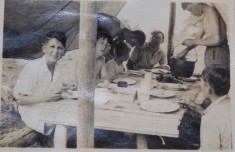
[180,65,231,150]
[13,31,71,148]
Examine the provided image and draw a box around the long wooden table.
[37,74,201,148]
[94,75,201,148]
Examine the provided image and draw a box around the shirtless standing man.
[177,3,230,69]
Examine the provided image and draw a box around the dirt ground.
[0,58,39,147]
[1,58,29,134]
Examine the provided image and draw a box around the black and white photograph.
[0,0,234,151]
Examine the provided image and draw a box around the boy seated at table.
[95,32,113,80]
[180,65,231,150]
[105,38,130,79]
[13,31,71,147]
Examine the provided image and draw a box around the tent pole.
[167,2,176,65]
[77,0,97,148]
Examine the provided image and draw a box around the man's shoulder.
[158,47,165,53]
[106,59,117,68]
[96,56,106,67]
[62,49,80,60]
[205,5,219,17]
[152,47,165,57]
[133,45,143,52]
[214,99,231,115]
[24,57,42,67]
[208,5,217,12]
[131,46,144,57]
[106,59,115,64]
[159,47,167,57]
[204,99,231,122]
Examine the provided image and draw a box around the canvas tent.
[3,0,126,59]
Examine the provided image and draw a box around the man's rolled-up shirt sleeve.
[13,64,36,99]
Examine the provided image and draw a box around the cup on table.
[104,79,109,87]
[137,88,150,104]
[144,72,152,81]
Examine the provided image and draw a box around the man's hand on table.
[179,98,204,115]
[179,98,197,109]
[45,91,62,102]
[60,83,78,99]
[61,83,77,92]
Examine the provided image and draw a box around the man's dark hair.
[121,28,133,38]
[113,38,129,59]
[181,3,206,10]
[97,32,113,46]
[119,28,135,41]
[202,65,230,96]
[45,31,67,47]
[133,30,146,46]
[151,30,164,42]
[181,3,190,10]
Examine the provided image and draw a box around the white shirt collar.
[202,95,228,115]
[40,56,59,73]
[40,56,50,73]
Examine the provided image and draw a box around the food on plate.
[156,74,183,84]
[160,83,188,91]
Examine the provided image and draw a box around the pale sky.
[117,0,190,42]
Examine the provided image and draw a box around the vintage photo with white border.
[0,0,234,151]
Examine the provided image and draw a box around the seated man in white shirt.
[199,65,231,150]
[13,31,70,147]
[180,65,231,149]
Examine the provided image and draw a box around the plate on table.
[112,78,136,85]
[141,99,180,113]
[150,89,175,98]
[181,76,198,82]
[160,83,188,91]
[150,68,170,74]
